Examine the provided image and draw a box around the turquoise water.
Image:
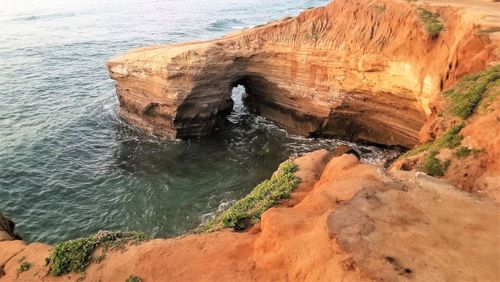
[0,0,388,244]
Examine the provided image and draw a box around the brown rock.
[332,144,360,159]
[2,151,498,281]
[0,212,21,242]
[107,0,498,148]
[328,171,500,281]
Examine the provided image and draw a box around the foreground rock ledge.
[1,150,499,281]
[107,0,498,147]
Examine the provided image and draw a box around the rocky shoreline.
[107,0,497,148]
[1,0,499,281]
[2,149,499,281]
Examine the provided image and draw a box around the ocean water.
[0,0,388,244]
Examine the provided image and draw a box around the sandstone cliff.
[393,64,500,200]
[107,0,498,148]
[1,0,499,281]
[1,151,499,281]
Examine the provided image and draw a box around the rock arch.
[107,0,496,148]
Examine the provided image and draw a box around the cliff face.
[0,213,21,242]
[2,151,499,281]
[2,0,498,281]
[107,0,497,147]
[392,65,500,200]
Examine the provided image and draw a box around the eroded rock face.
[2,151,499,281]
[328,171,500,281]
[0,212,21,242]
[107,0,497,147]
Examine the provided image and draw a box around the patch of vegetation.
[399,142,432,159]
[17,261,31,273]
[455,146,482,158]
[432,124,464,149]
[126,275,142,282]
[444,65,500,119]
[480,85,500,112]
[47,231,148,276]
[399,123,464,159]
[418,8,444,38]
[423,151,450,176]
[202,161,301,232]
[397,66,498,175]
[479,72,500,112]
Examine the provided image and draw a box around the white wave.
[231,25,255,30]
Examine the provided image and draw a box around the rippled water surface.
[0,0,388,244]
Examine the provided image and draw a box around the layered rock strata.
[107,0,498,147]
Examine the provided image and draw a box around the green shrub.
[47,231,148,276]
[398,66,498,175]
[17,261,31,273]
[399,124,463,159]
[126,276,142,282]
[444,65,499,119]
[202,161,301,232]
[433,124,464,149]
[455,147,482,158]
[423,151,450,176]
[418,8,444,38]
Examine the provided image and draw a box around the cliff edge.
[107,0,498,148]
[1,0,499,281]
[1,151,499,281]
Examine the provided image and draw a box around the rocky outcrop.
[2,0,497,281]
[107,0,498,147]
[2,150,499,281]
[0,213,21,242]
[392,64,499,200]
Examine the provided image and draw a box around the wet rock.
[332,144,360,159]
[0,212,21,241]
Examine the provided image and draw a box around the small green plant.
[455,147,482,158]
[423,151,450,176]
[126,275,142,282]
[444,65,499,119]
[202,161,301,232]
[399,123,464,159]
[418,8,444,38]
[398,66,498,174]
[432,124,464,149]
[47,231,148,276]
[17,261,31,273]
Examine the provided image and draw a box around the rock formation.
[1,150,499,281]
[2,0,499,281]
[392,64,499,199]
[107,0,498,148]
[0,212,21,242]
